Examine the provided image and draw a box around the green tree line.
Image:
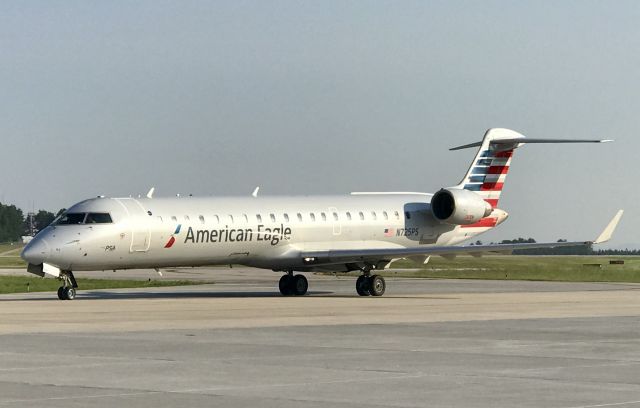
[0,202,62,243]
[0,203,24,242]
[496,238,638,256]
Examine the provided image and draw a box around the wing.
[299,210,623,267]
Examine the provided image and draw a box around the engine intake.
[431,188,493,225]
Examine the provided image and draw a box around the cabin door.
[116,198,151,252]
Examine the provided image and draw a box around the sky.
[1,1,638,247]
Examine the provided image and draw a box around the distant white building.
[21,236,33,244]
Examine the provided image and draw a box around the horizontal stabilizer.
[450,138,612,151]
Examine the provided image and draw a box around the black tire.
[292,274,308,296]
[65,287,76,300]
[356,275,370,296]
[57,287,65,300]
[368,275,386,297]
[279,275,293,296]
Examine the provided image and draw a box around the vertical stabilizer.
[450,128,610,209]
[454,128,525,208]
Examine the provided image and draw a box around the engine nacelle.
[431,188,493,225]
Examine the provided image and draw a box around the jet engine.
[431,188,493,225]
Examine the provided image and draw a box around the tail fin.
[451,128,611,208]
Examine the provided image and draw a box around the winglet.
[146,187,155,199]
[594,210,624,244]
[252,186,260,198]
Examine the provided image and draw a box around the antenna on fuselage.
[252,186,260,198]
[146,187,155,199]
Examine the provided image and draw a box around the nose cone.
[21,238,49,265]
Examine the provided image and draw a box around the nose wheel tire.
[64,287,76,300]
[57,286,76,300]
[56,271,79,300]
[279,274,308,296]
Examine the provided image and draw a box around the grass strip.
[0,275,204,294]
[382,256,640,283]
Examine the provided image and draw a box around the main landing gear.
[57,271,78,301]
[356,266,386,297]
[279,272,308,296]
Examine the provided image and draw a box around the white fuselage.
[22,194,507,273]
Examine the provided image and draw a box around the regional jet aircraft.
[21,128,622,300]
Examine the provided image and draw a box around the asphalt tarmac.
[1,268,640,407]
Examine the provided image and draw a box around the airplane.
[21,128,623,300]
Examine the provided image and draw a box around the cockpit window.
[55,212,113,225]
[56,213,87,225]
[85,213,113,224]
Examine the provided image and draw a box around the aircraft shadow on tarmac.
[0,290,334,301]
[81,290,336,299]
[0,291,463,301]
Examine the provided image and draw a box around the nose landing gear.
[57,271,78,301]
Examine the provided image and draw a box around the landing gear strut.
[279,272,308,296]
[57,271,78,301]
[356,266,386,297]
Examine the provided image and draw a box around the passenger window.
[243,214,248,223]
[283,213,289,222]
[371,211,377,220]
[184,215,190,221]
[213,215,220,223]
[85,213,113,224]
[157,216,163,222]
[359,211,365,220]
[346,212,352,221]
[270,214,276,222]
[383,211,388,220]
[228,215,234,223]
[321,212,327,221]
[199,215,205,224]
[297,213,303,222]
[256,214,262,222]
[171,216,177,222]
[394,211,400,220]
[333,212,338,221]
[310,213,316,222]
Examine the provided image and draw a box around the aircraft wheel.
[64,287,77,300]
[356,275,370,296]
[279,274,294,296]
[292,274,308,296]
[57,287,65,300]
[368,275,386,297]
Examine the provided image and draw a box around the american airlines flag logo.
[384,228,395,237]
[164,224,182,248]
